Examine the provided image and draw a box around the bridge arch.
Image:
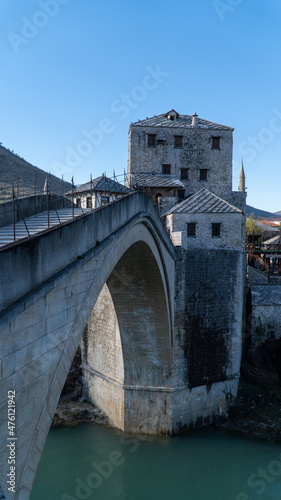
[0,193,175,499]
[82,237,173,434]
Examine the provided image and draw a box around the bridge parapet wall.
[0,193,73,228]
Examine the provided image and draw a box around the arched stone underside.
[0,201,175,500]
[81,240,173,434]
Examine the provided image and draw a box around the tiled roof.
[259,220,280,227]
[254,221,280,233]
[66,175,131,195]
[131,111,233,131]
[263,235,281,245]
[251,285,281,306]
[163,188,241,215]
[130,173,184,189]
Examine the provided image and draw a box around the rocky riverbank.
[51,400,109,427]
[52,385,281,440]
[52,383,281,440]
[216,380,281,442]
[51,346,109,428]
[216,338,281,443]
[54,384,281,440]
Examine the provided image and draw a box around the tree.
[246,212,263,234]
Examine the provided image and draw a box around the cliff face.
[0,145,71,200]
[217,338,281,442]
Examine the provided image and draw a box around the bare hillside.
[246,204,277,219]
[0,145,71,201]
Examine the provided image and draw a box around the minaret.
[238,160,246,192]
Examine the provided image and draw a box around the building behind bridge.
[66,174,131,209]
[127,109,246,212]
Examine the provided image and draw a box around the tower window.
[147,134,156,147]
[181,168,189,180]
[187,223,196,237]
[212,137,221,150]
[174,135,183,148]
[162,164,171,175]
[86,196,92,208]
[212,223,221,237]
[199,169,208,181]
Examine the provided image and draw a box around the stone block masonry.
[172,246,244,426]
[128,122,233,200]
[167,212,245,251]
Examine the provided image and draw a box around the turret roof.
[66,175,131,195]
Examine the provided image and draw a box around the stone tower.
[128,110,234,199]
[127,110,247,430]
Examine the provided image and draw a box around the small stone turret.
[238,160,246,192]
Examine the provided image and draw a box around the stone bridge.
[0,192,175,500]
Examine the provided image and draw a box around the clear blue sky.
[1,0,281,212]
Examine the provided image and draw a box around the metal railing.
[246,243,281,253]
[0,169,173,245]
[12,186,31,241]
[0,171,133,245]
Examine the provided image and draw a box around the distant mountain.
[0,145,71,201]
[274,210,281,216]
[246,204,279,219]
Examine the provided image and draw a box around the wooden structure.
[247,236,281,274]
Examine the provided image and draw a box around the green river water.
[31,423,281,500]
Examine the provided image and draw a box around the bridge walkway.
[0,207,92,247]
